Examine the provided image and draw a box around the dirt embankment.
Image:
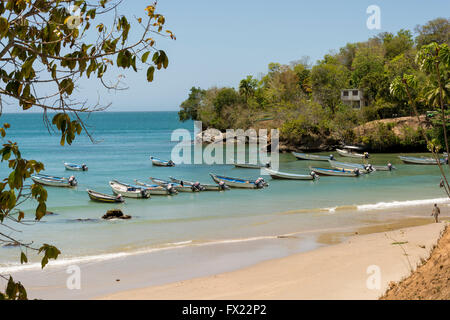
[381,224,450,300]
[354,115,430,139]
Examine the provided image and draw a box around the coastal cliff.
[196,115,427,153]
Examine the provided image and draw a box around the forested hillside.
[179,18,449,151]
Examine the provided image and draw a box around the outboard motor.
[446,157,449,165]
[387,162,393,171]
[140,189,148,198]
[116,194,123,202]
[218,181,227,190]
[254,177,266,188]
[366,164,373,172]
[353,168,360,176]
[166,183,175,194]
[192,182,202,192]
[364,152,369,159]
[68,176,77,186]
[265,162,271,168]
[168,160,175,166]
[329,154,334,160]
[82,164,87,171]
[310,171,319,180]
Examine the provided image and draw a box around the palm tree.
[239,76,258,102]
[390,74,450,197]
[416,43,450,159]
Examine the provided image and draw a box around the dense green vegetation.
[179,18,449,151]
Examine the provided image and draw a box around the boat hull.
[109,181,150,198]
[233,163,267,169]
[292,152,333,161]
[265,169,315,180]
[372,165,396,171]
[64,163,88,171]
[134,180,176,195]
[150,177,198,192]
[150,157,175,167]
[31,175,77,187]
[310,167,359,177]
[169,177,229,191]
[398,156,446,165]
[328,160,370,173]
[87,189,124,203]
[336,149,368,159]
[210,173,268,189]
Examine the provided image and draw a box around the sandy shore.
[102,221,448,300]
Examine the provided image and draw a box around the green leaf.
[20,252,28,264]
[146,66,155,82]
[141,51,150,63]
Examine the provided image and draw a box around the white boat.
[328,160,371,173]
[134,180,178,195]
[372,163,396,171]
[336,147,369,159]
[150,177,200,192]
[209,173,268,189]
[109,180,151,198]
[292,152,335,161]
[31,174,77,187]
[233,162,270,169]
[87,189,124,203]
[150,156,175,167]
[265,168,317,180]
[64,162,88,171]
[398,156,447,165]
[310,167,360,177]
[169,177,229,191]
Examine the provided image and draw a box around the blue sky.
[4,0,450,112]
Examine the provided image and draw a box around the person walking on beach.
[431,203,440,223]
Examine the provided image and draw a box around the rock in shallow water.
[102,209,131,220]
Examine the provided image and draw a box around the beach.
[2,208,446,300]
[102,221,448,300]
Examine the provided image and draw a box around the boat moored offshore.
[31,174,78,187]
[210,173,268,189]
[292,152,335,161]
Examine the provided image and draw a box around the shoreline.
[102,221,448,300]
[2,206,447,300]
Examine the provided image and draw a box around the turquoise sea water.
[0,111,447,270]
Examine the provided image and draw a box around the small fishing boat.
[87,189,124,203]
[109,180,151,198]
[372,163,396,171]
[292,152,335,161]
[336,146,369,159]
[398,156,447,165]
[265,168,317,180]
[329,160,371,173]
[310,167,360,177]
[169,177,230,191]
[233,162,270,169]
[150,156,175,167]
[64,162,88,171]
[209,173,268,189]
[150,177,201,192]
[134,180,178,195]
[31,174,78,187]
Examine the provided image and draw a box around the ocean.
[0,111,447,272]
